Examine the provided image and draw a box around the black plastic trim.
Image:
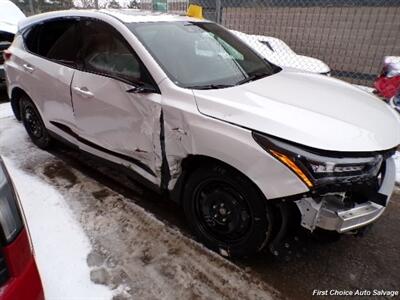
[0,159,24,246]
[159,110,171,190]
[20,16,161,94]
[0,251,10,287]
[49,121,156,177]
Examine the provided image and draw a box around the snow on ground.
[0,103,12,119]
[0,102,278,299]
[0,104,113,300]
[4,158,113,300]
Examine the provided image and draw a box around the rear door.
[71,19,162,183]
[18,18,79,139]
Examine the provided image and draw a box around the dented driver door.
[71,19,163,183]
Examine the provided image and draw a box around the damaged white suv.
[4,10,400,257]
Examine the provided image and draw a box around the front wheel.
[20,96,52,149]
[183,163,274,258]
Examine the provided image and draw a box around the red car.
[374,56,400,100]
[0,158,44,300]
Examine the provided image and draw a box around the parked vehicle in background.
[0,0,25,82]
[4,10,400,258]
[389,89,400,114]
[231,30,331,75]
[374,56,400,101]
[0,157,44,300]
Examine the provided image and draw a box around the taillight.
[0,162,23,245]
[3,50,12,61]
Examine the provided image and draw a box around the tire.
[183,163,274,258]
[20,96,52,149]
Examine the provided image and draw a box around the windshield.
[128,21,280,89]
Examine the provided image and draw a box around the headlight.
[252,132,385,189]
[0,161,23,244]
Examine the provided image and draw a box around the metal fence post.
[216,0,222,23]
[28,0,34,14]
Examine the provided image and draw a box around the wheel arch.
[169,154,267,206]
[10,87,30,121]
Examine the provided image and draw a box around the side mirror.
[126,83,158,94]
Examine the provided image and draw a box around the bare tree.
[128,0,139,9]
[75,0,96,8]
[107,0,121,8]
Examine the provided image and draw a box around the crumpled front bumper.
[295,157,396,233]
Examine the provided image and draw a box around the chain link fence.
[10,0,399,86]
[140,0,400,86]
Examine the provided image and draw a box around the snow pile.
[3,159,113,300]
[0,102,12,119]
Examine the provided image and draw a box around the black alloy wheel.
[20,96,52,149]
[183,163,274,258]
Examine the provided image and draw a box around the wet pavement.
[1,87,399,299]
[0,84,8,103]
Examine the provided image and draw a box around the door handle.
[23,64,34,72]
[73,87,94,98]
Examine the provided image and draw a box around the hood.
[193,69,400,152]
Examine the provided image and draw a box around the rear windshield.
[127,21,279,89]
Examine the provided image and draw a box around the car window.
[24,19,79,65]
[129,22,280,89]
[80,20,145,84]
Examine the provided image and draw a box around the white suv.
[4,10,400,257]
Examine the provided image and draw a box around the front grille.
[316,175,379,194]
[0,250,9,286]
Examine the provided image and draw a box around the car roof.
[18,9,207,30]
[101,9,205,23]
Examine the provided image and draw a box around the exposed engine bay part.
[295,157,395,233]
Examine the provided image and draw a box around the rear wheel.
[183,163,274,258]
[20,96,52,149]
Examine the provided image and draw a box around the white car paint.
[0,0,25,35]
[4,10,400,252]
[194,68,400,152]
[231,30,331,75]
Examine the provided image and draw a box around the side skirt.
[47,128,162,194]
